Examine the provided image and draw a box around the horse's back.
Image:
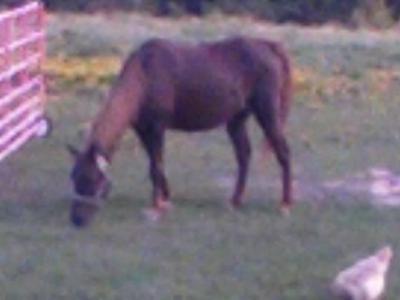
[134,36,287,89]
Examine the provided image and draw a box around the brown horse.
[68,36,293,227]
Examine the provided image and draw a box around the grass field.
[1,13,400,299]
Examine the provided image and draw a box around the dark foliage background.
[2,0,400,27]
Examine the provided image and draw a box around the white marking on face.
[95,154,109,174]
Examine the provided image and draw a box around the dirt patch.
[215,167,400,207]
[323,167,400,207]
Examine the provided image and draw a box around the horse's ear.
[66,144,80,158]
[95,154,109,173]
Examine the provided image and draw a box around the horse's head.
[67,143,112,227]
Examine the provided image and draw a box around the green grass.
[2,198,400,299]
[1,13,400,299]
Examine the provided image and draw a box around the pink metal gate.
[0,1,49,162]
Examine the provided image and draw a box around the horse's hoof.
[143,202,173,222]
[226,200,242,212]
[280,204,291,217]
[158,200,173,212]
[143,208,162,222]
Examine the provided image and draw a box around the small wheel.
[36,115,52,138]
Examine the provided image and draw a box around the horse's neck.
[89,68,143,158]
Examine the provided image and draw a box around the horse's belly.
[169,64,249,131]
[171,113,232,131]
[171,95,244,131]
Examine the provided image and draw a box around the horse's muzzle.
[70,181,111,228]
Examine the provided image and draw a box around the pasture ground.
[1,13,400,299]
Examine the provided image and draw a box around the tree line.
[3,0,400,27]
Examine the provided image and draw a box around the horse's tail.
[268,41,292,129]
[258,41,292,158]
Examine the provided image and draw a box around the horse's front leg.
[136,125,172,221]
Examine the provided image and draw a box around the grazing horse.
[68,36,293,227]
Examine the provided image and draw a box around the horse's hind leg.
[227,112,251,208]
[251,86,292,214]
[136,124,172,219]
